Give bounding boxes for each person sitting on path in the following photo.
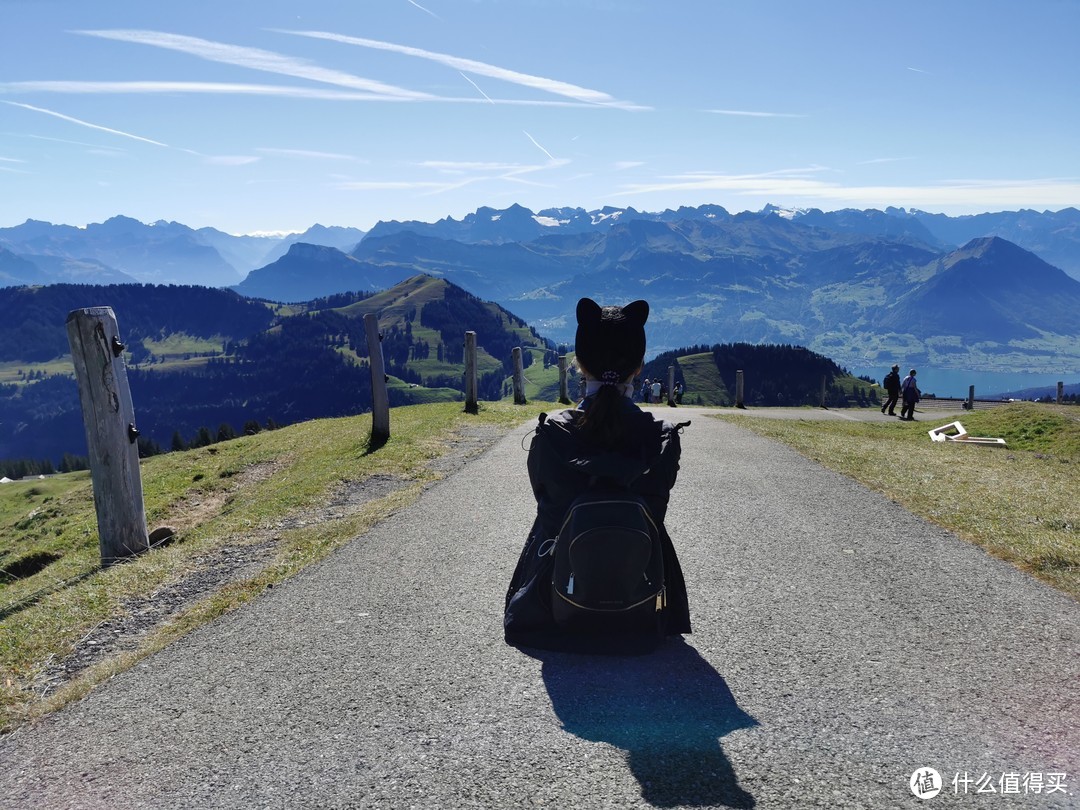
[503,297,692,646]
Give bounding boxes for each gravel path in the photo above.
[1,408,1076,809]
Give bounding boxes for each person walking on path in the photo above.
[504,297,692,647]
[881,364,901,415]
[900,368,920,420]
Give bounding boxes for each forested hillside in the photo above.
[643,343,878,407]
[0,277,549,464]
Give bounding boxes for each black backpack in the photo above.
[549,479,666,639]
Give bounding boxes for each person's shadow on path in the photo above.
[516,637,757,808]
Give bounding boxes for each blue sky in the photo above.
[2,0,1077,235]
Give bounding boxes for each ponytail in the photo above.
[577,383,627,448]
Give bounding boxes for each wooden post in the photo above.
[735,369,745,409]
[512,347,526,405]
[558,355,570,404]
[967,385,976,411]
[667,365,676,406]
[820,375,828,409]
[364,313,390,442]
[463,331,478,414]
[1058,381,1064,404]
[66,307,149,565]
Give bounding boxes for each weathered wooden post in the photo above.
[735,369,745,409]
[463,331,478,414]
[363,313,390,442]
[558,355,570,404]
[1058,381,1064,404]
[66,307,149,566]
[512,347,526,405]
[820,375,828,409]
[667,365,676,406]
[967,385,976,411]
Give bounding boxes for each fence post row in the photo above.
[66,307,149,566]
[558,355,570,404]
[512,347,526,405]
[363,313,390,442]
[463,331,478,414]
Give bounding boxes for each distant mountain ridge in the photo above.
[4,203,1080,376]
[0,217,365,288]
[2,205,1077,288]
[232,206,1080,375]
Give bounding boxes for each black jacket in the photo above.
[504,398,692,644]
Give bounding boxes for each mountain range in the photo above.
[234,207,1080,376]
[2,204,1079,376]
[0,216,365,288]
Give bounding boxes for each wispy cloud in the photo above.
[3,132,128,151]
[907,66,929,74]
[0,159,29,174]
[203,155,261,166]
[705,109,806,118]
[0,80,598,108]
[257,147,359,161]
[275,29,646,110]
[421,160,538,173]
[857,156,915,165]
[337,154,570,197]
[76,30,434,100]
[2,100,169,147]
[334,179,453,191]
[614,161,645,171]
[614,168,1080,209]
[0,80,414,101]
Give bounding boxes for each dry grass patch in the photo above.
[1,400,548,733]
[717,402,1079,599]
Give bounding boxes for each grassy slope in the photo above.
[0,400,549,733]
[676,352,730,406]
[718,402,1079,598]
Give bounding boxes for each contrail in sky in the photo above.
[2,100,169,147]
[459,72,494,104]
[523,131,555,161]
[77,30,433,100]
[406,0,440,19]
[276,29,644,109]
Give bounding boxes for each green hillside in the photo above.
[0,276,550,463]
[644,343,882,409]
[673,352,730,406]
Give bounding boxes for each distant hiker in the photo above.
[642,378,652,403]
[504,297,692,649]
[900,368,920,420]
[651,379,662,403]
[674,381,684,404]
[881,364,901,416]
